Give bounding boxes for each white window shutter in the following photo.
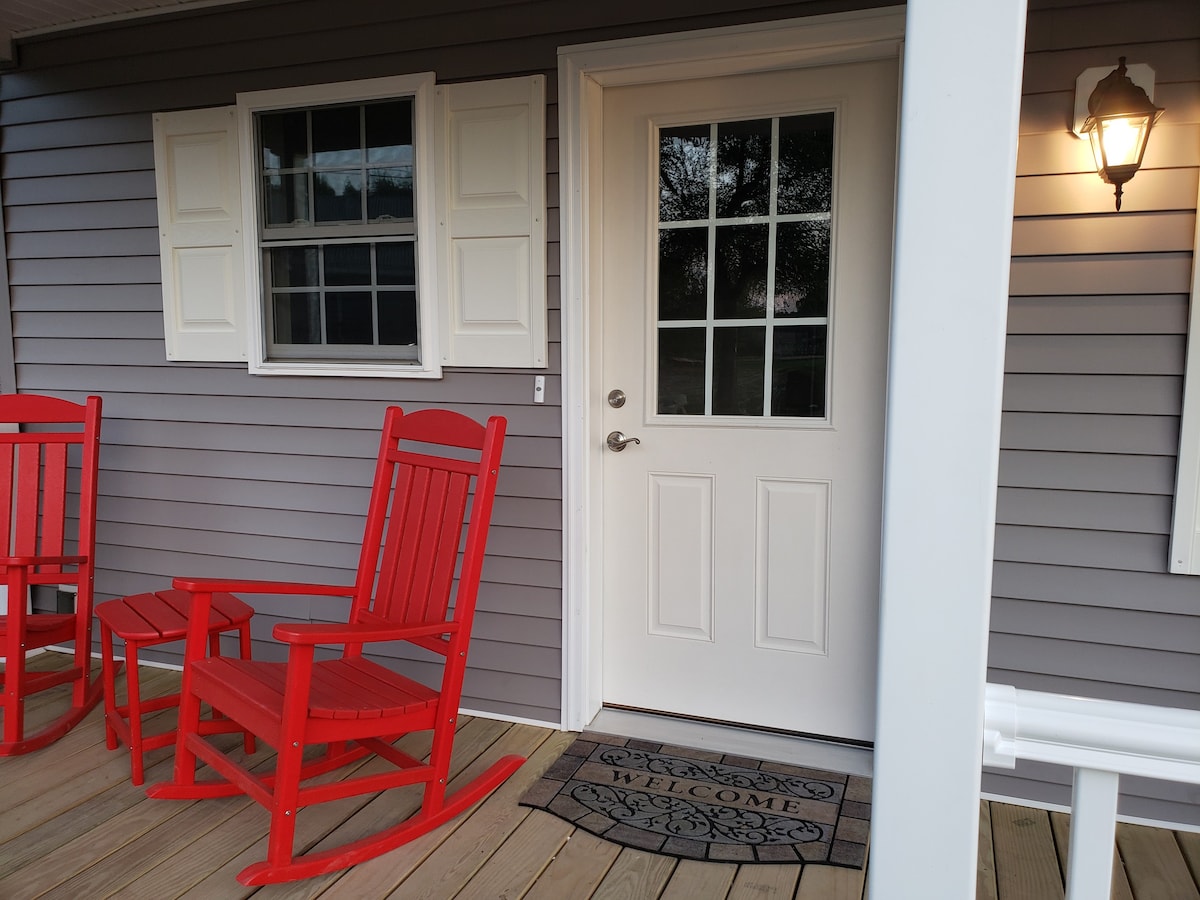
[435,76,546,368]
[153,106,247,362]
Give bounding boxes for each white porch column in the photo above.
[868,2,1027,898]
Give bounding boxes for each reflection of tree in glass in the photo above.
[315,174,362,222]
[658,227,707,320]
[774,222,830,317]
[369,170,414,219]
[716,120,771,218]
[714,224,768,318]
[778,113,834,215]
[659,126,711,222]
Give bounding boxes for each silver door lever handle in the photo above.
[606,431,641,452]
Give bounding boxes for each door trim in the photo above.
[557,8,906,731]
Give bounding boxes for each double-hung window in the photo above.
[152,72,546,376]
[240,74,439,376]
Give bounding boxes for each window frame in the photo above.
[236,73,441,378]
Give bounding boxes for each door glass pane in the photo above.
[658,328,706,415]
[772,325,827,417]
[659,125,711,222]
[716,119,771,218]
[714,224,768,318]
[713,327,765,416]
[658,227,708,321]
[656,111,835,419]
[775,221,830,317]
[778,112,835,214]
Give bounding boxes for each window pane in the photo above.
[772,325,827,417]
[716,119,771,218]
[778,112,834,215]
[658,227,708,321]
[273,292,320,344]
[367,167,414,220]
[713,326,765,416]
[312,106,362,167]
[326,291,374,344]
[659,125,710,223]
[775,221,830,317]
[366,100,413,165]
[270,246,318,287]
[378,291,418,345]
[314,171,363,223]
[714,224,768,318]
[260,111,308,169]
[658,328,706,415]
[377,242,415,285]
[263,174,309,227]
[323,243,371,286]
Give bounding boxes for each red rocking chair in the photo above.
[0,394,105,756]
[148,407,522,885]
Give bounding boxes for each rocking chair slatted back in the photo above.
[351,408,503,657]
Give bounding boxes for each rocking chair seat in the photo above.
[0,613,75,637]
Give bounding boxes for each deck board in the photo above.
[2,654,1199,899]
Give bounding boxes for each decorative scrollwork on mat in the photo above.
[598,747,837,801]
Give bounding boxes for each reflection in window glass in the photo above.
[714,224,768,319]
[772,326,827,417]
[713,327,765,415]
[656,110,835,418]
[314,171,363,223]
[658,227,708,321]
[659,125,711,222]
[312,106,363,167]
[778,112,835,214]
[274,293,320,344]
[775,221,830,317]
[716,119,771,218]
[658,328,706,415]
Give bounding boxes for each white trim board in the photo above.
[556,5,907,736]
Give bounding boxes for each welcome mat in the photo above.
[520,733,870,866]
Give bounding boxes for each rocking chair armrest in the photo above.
[272,621,460,646]
[0,554,87,568]
[172,577,356,597]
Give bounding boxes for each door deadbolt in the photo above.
[607,389,626,409]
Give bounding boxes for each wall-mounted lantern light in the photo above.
[1073,57,1164,211]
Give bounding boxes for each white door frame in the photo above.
[556,7,907,733]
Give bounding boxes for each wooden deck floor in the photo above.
[2,653,1199,899]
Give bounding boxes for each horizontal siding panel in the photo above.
[991,597,1200,653]
[1010,212,1197,256]
[1009,254,1195,297]
[1003,374,1180,415]
[7,227,160,259]
[1018,82,1200,136]
[995,486,1171,533]
[3,170,156,205]
[1021,39,1200,93]
[1006,294,1188,335]
[989,633,1198,694]
[1,141,156,178]
[0,113,152,153]
[993,561,1200,615]
[1024,0,1200,52]
[994,523,1168,572]
[999,412,1178,455]
[1013,167,1199,216]
[14,309,162,337]
[10,257,160,285]
[999,449,1176,493]
[20,363,564,412]
[1004,334,1185,375]
[9,284,165,311]
[5,198,158,231]
[1016,123,1200,176]
[1003,373,1182,414]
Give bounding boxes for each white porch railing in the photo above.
[983,683,1200,900]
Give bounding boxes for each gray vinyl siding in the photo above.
[0,0,896,726]
[984,0,1200,826]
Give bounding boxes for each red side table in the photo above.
[97,589,256,785]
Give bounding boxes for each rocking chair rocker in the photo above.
[147,407,521,885]
[0,393,105,756]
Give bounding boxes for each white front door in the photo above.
[599,59,897,743]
